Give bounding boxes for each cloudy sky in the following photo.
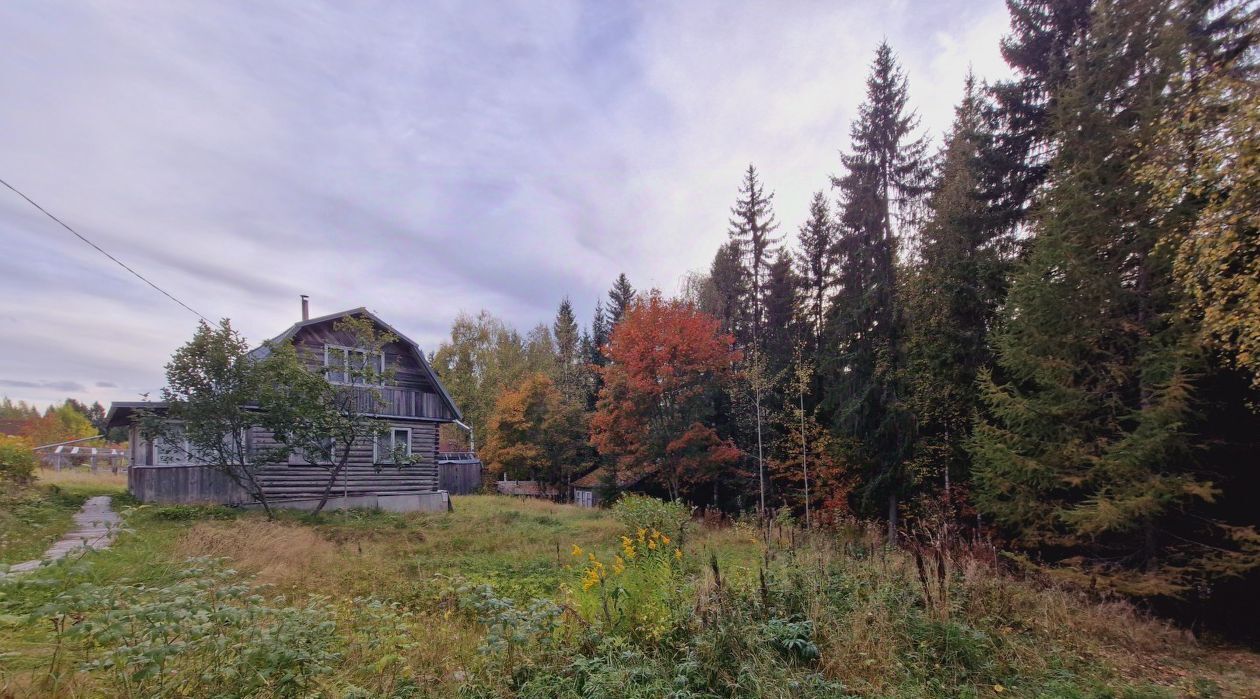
[0,0,1014,409]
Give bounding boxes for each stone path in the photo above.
[4,496,122,575]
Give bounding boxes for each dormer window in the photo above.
[324,344,384,385]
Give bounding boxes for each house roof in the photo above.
[104,401,168,429]
[248,307,462,421]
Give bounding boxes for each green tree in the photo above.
[904,74,1012,507]
[606,273,637,328]
[432,311,539,449]
[0,435,37,483]
[140,320,275,517]
[821,41,929,539]
[704,241,747,339]
[986,0,1093,233]
[794,191,837,351]
[553,297,583,402]
[970,0,1259,595]
[727,164,781,346]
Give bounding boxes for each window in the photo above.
[289,436,335,465]
[154,424,247,465]
[324,345,385,385]
[374,427,412,464]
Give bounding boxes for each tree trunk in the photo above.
[313,461,346,514]
[887,492,898,544]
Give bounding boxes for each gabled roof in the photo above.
[248,307,462,421]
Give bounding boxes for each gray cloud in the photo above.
[0,0,1013,407]
[0,379,87,392]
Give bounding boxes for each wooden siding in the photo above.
[130,465,251,505]
[248,422,439,501]
[288,319,454,420]
[438,461,482,494]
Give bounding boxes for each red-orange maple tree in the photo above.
[589,292,741,500]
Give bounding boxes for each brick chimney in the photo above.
[300,294,309,321]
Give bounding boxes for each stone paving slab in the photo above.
[3,496,122,576]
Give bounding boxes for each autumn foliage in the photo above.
[482,372,589,494]
[590,293,740,500]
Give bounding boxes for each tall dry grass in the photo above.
[35,468,127,493]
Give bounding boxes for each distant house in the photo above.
[571,466,651,508]
[107,304,479,512]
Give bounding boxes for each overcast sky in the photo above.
[0,0,1014,409]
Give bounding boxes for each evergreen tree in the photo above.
[794,191,837,351]
[970,0,1259,596]
[986,0,1093,233]
[606,273,637,327]
[905,74,1012,507]
[588,299,610,410]
[727,164,781,345]
[762,250,800,382]
[821,41,930,538]
[553,297,583,402]
[707,241,748,338]
[590,299,609,367]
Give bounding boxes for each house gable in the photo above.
[251,307,461,422]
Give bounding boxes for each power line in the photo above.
[0,176,211,323]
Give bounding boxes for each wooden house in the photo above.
[107,304,476,511]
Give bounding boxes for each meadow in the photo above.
[0,472,1257,698]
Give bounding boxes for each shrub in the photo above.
[610,494,691,543]
[32,557,339,698]
[0,435,37,483]
[567,528,686,642]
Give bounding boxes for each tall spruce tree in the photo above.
[795,191,837,351]
[971,0,1259,596]
[905,74,1012,506]
[986,0,1093,233]
[606,273,637,327]
[587,299,610,410]
[708,241,748,339]
[822,41,930,539]
[727,164,781,346]
[763,250,801,383]
[553,297,583,403]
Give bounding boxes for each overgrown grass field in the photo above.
[0,488,1256,698]
[0,469,127,565]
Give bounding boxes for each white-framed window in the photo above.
[324,344,385,385]
[154,423,248,466]
[374,427,412,464]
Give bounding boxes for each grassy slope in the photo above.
[0,471,127,565]
[0,492,1256,697]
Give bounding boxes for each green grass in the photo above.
[0,494,1256,698]
[0,470,130,566]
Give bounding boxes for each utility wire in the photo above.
[0,176,211,323]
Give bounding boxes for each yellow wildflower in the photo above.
[581,568,601,591]
[661,534,671,545]
[674,548,682,560]
[612,555,626,575]
[648,539,657,550]
[571,544,583,557]
[637,528,647,542]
